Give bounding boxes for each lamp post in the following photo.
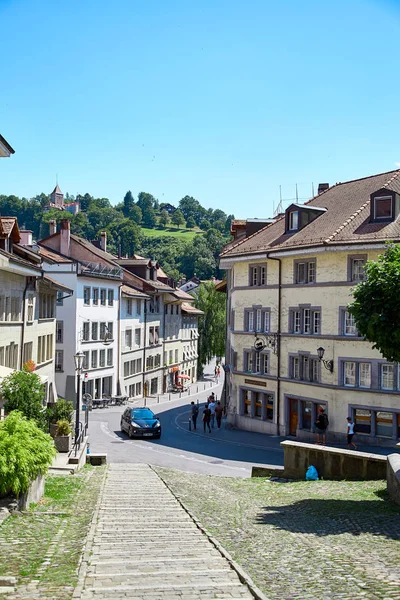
[74,351,85,446]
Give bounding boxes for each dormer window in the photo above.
[289,211,298,231]
[373,196,392,220]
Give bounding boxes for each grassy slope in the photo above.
[141,227,202,240]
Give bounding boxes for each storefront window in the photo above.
[301,401,313,431]
[376,411,393,437]
[266,395,274,421]
[243,390,251,415]
[354,408,371,434]
[255,392,262,418]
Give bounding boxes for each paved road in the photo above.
[86,380,285,477]
[73,464,257,599]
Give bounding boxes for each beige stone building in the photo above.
[220,169,400,447]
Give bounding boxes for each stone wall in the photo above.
[17,474,45,510]
[281,440,387,480]
[387,453,400,506]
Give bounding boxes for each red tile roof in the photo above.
[221,169,400,257]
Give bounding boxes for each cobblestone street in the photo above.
[157,469,400,600]
[73,464,261,600]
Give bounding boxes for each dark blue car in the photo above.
[121,407,162,439]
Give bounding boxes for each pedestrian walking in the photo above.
[215,401,224,429]
[202,404,212,433]
[217,365,221,378]
[346,416,357,450]
[208,397,217,428]
[315,407,329,445]
[190,401,199,431]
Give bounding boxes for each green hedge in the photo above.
[0,411,57,497]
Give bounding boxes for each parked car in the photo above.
[120,407,162,439]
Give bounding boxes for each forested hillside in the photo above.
[0,190,233,281]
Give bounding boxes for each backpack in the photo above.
[193,405,199,416]
[322,414,329,428]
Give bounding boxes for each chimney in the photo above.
[318,183,329,195]
[49,220,57,236]
[19,230,33,245]
[60,219,70,256]
[100,231,107,252]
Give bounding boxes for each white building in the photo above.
[37,221,122,401]
[0,219,71,406]
[120,285,149,399]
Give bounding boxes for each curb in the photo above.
[72,465,108,599]
[152,466,270,600]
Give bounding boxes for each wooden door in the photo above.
[289,398,298,436]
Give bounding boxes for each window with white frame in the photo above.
[135,328,141,346]
[83,351,89,370]
[289,210,298,230]
[100,288,106,306]
[93,288,99,305]
[55,350,63,372]
[108,289,114,306]
[92,322,98,341]
[254,353,261,373]
[107,348,113,366]
[381,364,394,390]
[263,353,269,375]
[249,264,267,286]
[136,299,141,315]
[82,322,90,341]
[359,362,371,388]
[107,322,113,339]
[344,361,356,386]
[290,307,320,334]
[27,294,34,322]
[248,311,254,332]
[125,329,132,348]
[83,287,91,305]
[344,311,357,336]
[56,321,63,343]
[99,349,106,367]
[295,260,316,284]
[292,356,300,379]
[264,311,270,332]
[91,350,98,369]
[256,309,262,332]
[351,258,366,282]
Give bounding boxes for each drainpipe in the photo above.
[162,298,166,392]
[117,283,122,395]
[142,299,148,397]
[19,277,31,369]
[267,254,282,435]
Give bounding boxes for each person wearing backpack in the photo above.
[315,407,329,445]
[190,401,199,431]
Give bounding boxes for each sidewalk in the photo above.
[73,464,263,600]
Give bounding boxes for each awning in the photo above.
[178,374,190,380]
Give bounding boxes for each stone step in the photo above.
[88,556,228,574]
[86,569,238,585]
[84,581,249,593]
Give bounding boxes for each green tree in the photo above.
[348,243,400,362]
[194,282,226,376]
[186,216,196,229]
[178,195,205,226]
[122,190,135,217]
[159,209,170,228]
[0,411,56,496]
[171,209,185,228]
[1,370,46,430]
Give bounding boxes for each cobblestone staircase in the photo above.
[73,464,257,599]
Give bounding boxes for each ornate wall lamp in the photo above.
[317,347,334,373]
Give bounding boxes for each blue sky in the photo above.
[1,0,400,218]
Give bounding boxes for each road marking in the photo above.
[99,422,247,472]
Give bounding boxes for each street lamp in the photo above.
[74,351,85,448]
[317,347,334,373]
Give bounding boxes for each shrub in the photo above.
[0,370,45,430]
[0,411,56,496]
[55,419,71,436]
[47,400,74,425]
